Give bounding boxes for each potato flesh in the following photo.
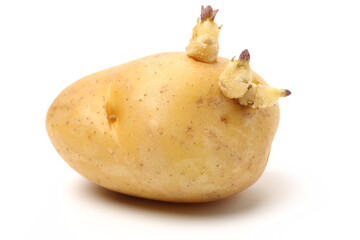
[46,52,280,202]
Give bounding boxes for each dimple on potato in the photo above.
[46,6,290,202]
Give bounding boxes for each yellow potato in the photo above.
[46,52,279,202]
[46,6,288,202]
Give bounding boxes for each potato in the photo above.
[46,6,289,202]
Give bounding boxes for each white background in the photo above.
[1,0,359,239]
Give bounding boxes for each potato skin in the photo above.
[46,52,279,202]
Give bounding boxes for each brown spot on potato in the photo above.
[209,130,217,138]
[107,114,116,124]
[160,85,169,93]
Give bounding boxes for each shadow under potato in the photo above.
[74,169,296,218]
